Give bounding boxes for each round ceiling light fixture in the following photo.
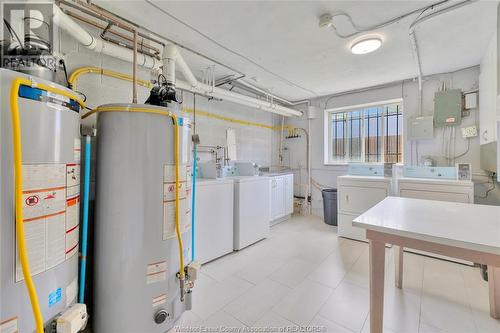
[350,37,382,55]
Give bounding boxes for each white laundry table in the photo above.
[353,196,500,333]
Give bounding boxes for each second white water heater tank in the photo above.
[93,104,192,333]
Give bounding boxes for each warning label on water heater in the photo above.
[0,316,18,333]
[15,164,80,282]
[162,164,192,240]
[152,293,167,308]
[146,260,167,284]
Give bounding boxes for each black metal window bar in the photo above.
[331,112,346,160]
[330,103,402,163]
[364,107,382,163]
[384,104,403,163]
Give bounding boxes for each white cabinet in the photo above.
[269,173,294,225]
[337,176,392,242]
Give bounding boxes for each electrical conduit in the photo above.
[191,145,197,261]
[10,77,85,333]
[79,135,92,303]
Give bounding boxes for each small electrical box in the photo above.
[434,89,462,127]
[464,92,478,109]
[56,303,88,333]
[187,261,202,282]
[456,163,472,181]
[408,116,434,140]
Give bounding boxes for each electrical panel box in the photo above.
[408,116,434,140]
[434,89,462,127]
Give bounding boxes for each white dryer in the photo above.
[232,176,271,250]
[396,176,474,265]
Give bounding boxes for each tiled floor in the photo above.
[171,215,500,333]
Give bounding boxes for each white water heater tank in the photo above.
[0,68,81,332]
[93,103,192,332]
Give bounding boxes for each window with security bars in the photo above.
[326,101,403,164]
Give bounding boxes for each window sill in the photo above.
[323,162,350,166]
[323,162,400,166]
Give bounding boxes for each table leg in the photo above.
[394,245,403,289]
[369,240,386,333]
[489,265,500,319]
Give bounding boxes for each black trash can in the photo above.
[321,188,338,226]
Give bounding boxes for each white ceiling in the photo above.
[97,0,497,101]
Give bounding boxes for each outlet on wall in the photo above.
[461,125,478,138]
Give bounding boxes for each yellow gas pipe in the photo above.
[10,77,85,333]
[69,67,292,131]
[68,67,153,89]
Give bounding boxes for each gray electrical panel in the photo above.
[434,89,462,127]
[408,115,434,140]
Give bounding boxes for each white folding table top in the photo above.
[353,196,500,255]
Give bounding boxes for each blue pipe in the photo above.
[79,135,91,303]
[191,144,198,261]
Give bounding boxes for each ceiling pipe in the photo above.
[162,44,302,116]
[177,81,303,117]
[53,5,301,116]
[231,80,310,106]
[53,5,159,68]
[62,9,160,55]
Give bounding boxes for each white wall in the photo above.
[57,29,282,169]
[479,32,497,145]
[286,66,500,216]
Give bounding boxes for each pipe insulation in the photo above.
[53,6,158,68]
[162,45,302,116]
[176,80,303,117]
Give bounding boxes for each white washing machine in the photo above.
[232,176,271,250]
[195,178,234,263]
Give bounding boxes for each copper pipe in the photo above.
[58,0,246,79]
[73,0,135,32]
[60,2,162,51]
[100,36,158,59]
[132,29,138,103]
[63,9,160,56]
